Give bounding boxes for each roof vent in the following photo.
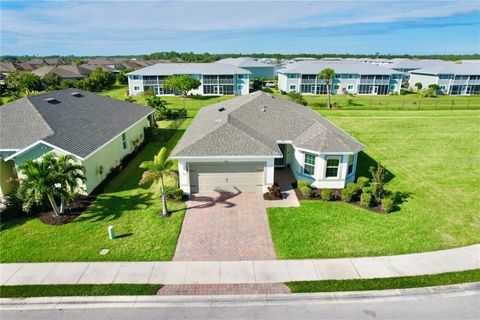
[261,105,267,112]
[44,98,60,104]
[70,92,83,97]
[218,107,225,112]
[214,119,222,124]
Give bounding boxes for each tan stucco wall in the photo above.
[81,118,149,194]
[0,158,18,198]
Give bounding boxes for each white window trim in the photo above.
[325,155,341,179]
[303,153,316,176]
[347,154,355,176]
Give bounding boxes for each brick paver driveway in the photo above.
[173,192,277,261]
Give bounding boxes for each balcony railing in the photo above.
[203,79,234,84]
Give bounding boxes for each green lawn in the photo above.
[0,284,162,298]
[101,85,233,117]
[302,93,480,110]
[286,269,480,293]
[268,110,480,259]
[0,120,191,263]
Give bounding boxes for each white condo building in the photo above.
[127,63,250,96]
[277,61,402,95]
[409,63,480,95]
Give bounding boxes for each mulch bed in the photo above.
[291,183,387,214]
[38,195,96,226]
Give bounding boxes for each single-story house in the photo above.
[0,89,154,197]
[170,91,364,194]
[216,58,275,79]
[32,64,92,81]
[127,63,251,96]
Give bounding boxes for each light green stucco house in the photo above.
[0,89,154,197]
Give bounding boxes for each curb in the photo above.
[1,282,479,310]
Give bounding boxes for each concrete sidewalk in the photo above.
[1,245,479,286]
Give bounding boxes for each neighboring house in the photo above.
[79,63,117,73]
[0,89,153,197]
[127,63,250,96]
[23,58,66,67]
[0,62,23,84]
[32,64,91,81]
[409,63,480,95]
[170,91,364,194]
[278,61,402,95]
[216,58,275,79]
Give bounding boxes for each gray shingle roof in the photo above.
[0,89,153,159]
[32,65,91,79]
[170,92,363,158]
[127,63,251,76]
[279,61,399,75]
[410,63,480,75]
[216,58,272,68]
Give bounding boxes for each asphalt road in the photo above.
[2,292,479,320]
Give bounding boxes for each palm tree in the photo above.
[139,147,175,216]
[317,68,335,109]
[55,155,86,214]
[17,153,86,216]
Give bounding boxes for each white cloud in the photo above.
[1,0,478,54]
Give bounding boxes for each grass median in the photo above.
[286,269,480,293]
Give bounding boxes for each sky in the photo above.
[1,0,479,56]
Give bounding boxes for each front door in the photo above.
[274,144,287,167]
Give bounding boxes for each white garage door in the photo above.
[189,163,264,193]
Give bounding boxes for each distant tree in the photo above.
[76,67,115,92]
[164,75,201,97]
[414,82,423,90]
[116,66,134,84]
[60,80,76,89]
[139,147,175,217]
[317,68,335,109]
[420,84,439,98]
[5,71,43,93]
[42,72,62,88]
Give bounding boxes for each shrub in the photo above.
[360,192,372,207]
[298,185,312,198]
[369,163,387,202]
[356,177,370,189]
[381,197,395,213]
[287,91,307,105]
[164,186,184,201]
[341,188,354,202]
[362,186,371,194]
[297,180,310,188]
[267,183,282,199]
[321,188,333,201]
[346,182,361,195]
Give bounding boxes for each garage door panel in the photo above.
[189,163,264,193]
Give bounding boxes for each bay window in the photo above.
[347,155,355,175]
[303,153,316,175]
[325,156,340,178]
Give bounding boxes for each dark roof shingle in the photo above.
[0,89,153,158]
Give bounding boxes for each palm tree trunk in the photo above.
[60,197,65,215]
[160,175,168,216]
[327,81,331,109]
[47,194,61,216]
